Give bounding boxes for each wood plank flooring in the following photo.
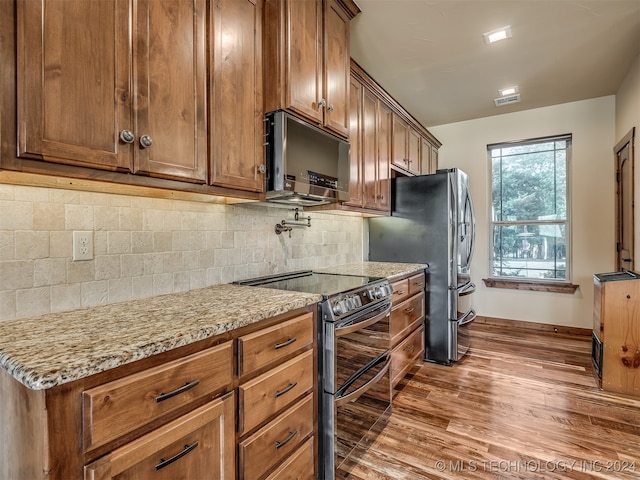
[338,322,640,479]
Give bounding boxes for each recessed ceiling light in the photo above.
[483,26,512,44]
[499,86,519,96]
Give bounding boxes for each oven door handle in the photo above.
[335,354,390,407]
[335,302,391,337]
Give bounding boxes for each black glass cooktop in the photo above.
[234,271,383,298]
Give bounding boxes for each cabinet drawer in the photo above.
[408,272,426,295]
[391,324,424,388]
[239,394,314,480]
[391,291,424,346]
[238,312,313,376]
[84,392,235,480]
[239,350,314,435]
[264,437,315,480]
[390,278,410,304]
[83,341,233,451]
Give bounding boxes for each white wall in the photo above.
[430,96,616,328]
[615,53,640,262]
[0,185,364,321]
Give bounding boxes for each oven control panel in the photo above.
[327,280,393,319]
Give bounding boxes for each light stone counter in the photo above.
[0,284,321,390]
[315,261,427,281]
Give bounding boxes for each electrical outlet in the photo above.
[72,231,93,261]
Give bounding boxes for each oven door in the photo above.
[322,301,392,479]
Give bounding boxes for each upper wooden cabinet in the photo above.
[392,114,421,175]
[263,0,360,139]
[17,0,208,183]
[209,0,265,192]
[421,137,439,174]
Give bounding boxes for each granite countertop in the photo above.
[0,284,321,390]
[315,261,427,281]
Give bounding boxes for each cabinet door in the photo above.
[323,0,351,137]
[347,75,363,206]
[17,0,131,172]
[286,0,323,124]
[362,87,378,210]
[392,114,408,170]
[209,0,264,192]
[421,137,431,175]
[133,0,207,183]
[407,127,421,174]
[377,101,392,211]
[84,393,235,480]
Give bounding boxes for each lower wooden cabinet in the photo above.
[84,393,235,480]
[238,395,315,480]
[390,271,426,388]
[593,273,640,396]
[0,307,317,480]
[237,311,317,479]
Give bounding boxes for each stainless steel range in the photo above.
[235,271,393,479]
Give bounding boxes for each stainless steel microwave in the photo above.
[264,111,350,206]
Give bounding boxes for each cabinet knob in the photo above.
[327,104,334,112]
[257,164,267,174]
[139,135,153,148]
[119,130,135,144]
[318,98,327,108]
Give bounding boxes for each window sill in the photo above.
[482,278,579,294]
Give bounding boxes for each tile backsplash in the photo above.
[0,184,364,320]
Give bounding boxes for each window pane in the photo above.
[490,141,568,222]
[492,224,567,280]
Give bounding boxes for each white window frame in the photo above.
[487,134,572,283]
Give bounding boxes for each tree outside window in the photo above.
[489,135,571,281]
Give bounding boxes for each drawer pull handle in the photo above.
[274,337,297,350]
[155,380,200,403]
[404,307,415,314]
[275,381,298,398]
[155,441,198,470]
[275,430,298,450]
[395,290,406,295]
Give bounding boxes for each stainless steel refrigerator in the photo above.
[368,168,477,364]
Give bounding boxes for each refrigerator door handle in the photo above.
[458,281,476,296]
[464,191,476,266]
[454,307,477,326]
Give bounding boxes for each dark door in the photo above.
[615,128,635,271]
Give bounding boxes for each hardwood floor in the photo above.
[338,322,640,479]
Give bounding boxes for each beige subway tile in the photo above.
[143,209,165,231]
[14,185,49,202]
[173,271,190,292]
[107,231,131,254]
[152,273,173,295]
[15,231,50,260]
[162,252,183,273]
[33,202,65,231]
[1,260,33,290]
[94,205,120,231]
[81,281,108,308]
[131,231,154,253]
[120,207,144,231]
[16,287,51,318]
[143,253,164,275]
[121,254,145,277]
[50,284,82,313]
[108,278,132,303]
[0,200,33,230]
[50,231,73,258]
[95,255,121,280]
[0,291,16,320]
[67,258,95,283]
[132,275,154,298]
[0,232,15,261]
[153,231,172,252]
[65,204,94,230]
[0,184,15,200]
[34,258,67,286]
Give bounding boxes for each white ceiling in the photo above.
[349,0,640,127]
